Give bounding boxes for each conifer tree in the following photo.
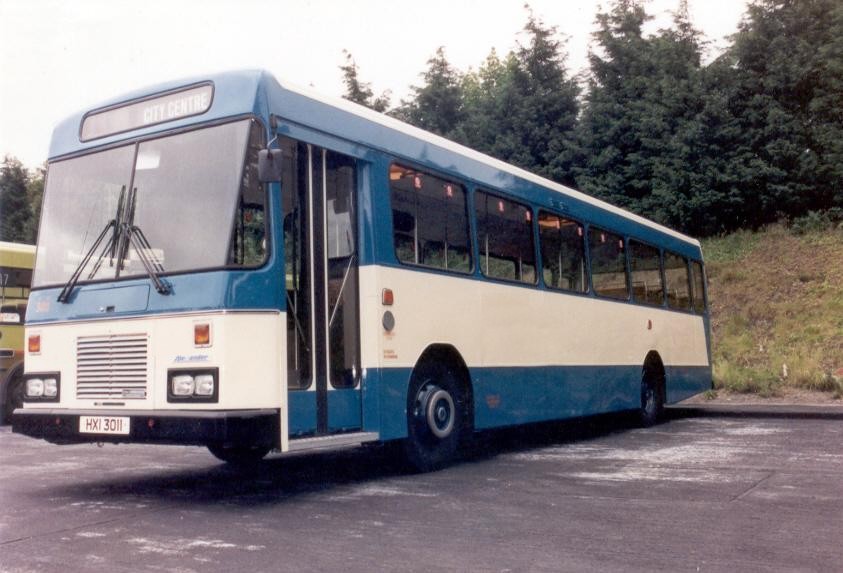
[724,0,843,226]
[453,9,580,184]
[339,50,390,112]
[0,156,33,243]
[394,47,465,136]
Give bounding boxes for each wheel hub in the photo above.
[417,385,455,439]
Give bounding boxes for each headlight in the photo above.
[167,368,218,402]
[23,373,60,401]
[194,374,214,396]
[26,378,44,397]
[43,378,58,398]
[172,375,195,396]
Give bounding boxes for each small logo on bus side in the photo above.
[174,354,210,363]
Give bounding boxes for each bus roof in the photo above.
[0,241,36,268]
[49,69,700,248]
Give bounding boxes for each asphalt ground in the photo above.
[1,409,842,572]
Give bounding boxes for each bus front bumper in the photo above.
[11,408,278,447]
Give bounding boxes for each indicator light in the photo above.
[28,334,41,354]
[382,288,394,306]
[194,323,210,346]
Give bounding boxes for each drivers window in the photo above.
[228,120,268,267]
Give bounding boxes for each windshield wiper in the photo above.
[57,186,171,302]
[56,186,126,303]
[86,186,127,279]
[117,187,171,295]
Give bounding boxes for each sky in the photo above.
[0,0,748,168]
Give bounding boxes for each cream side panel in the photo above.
[359,266,709,369]
[23,313,284,412]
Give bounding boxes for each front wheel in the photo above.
[403,362,465,472]
[207,443,270,466]
[2,373,24,425]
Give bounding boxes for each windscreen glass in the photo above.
[34,120,264,288]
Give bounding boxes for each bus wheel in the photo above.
[404,362,463,472]
[207,444,270,466]
[639,367,664,428]
[2,373,24,424]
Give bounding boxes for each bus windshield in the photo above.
[33,119,266,289]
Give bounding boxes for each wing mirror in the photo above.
[258,148,283,183]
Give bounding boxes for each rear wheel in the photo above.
[639,365,665,427]
[403,361,465,472]
[207,443,270,466]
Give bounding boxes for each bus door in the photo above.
[282,141,362,436]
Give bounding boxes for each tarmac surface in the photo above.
[2,409,843,572]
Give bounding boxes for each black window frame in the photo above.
[628,238,665,307]
[690,259,707,314]
[664,250,693,311]
[474,189,538,285]
[537,210,588,294]
[587,225,630,301]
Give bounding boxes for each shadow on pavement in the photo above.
[49,412,640,507]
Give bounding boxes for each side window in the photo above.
[476,190,536,283]
[588,227,629,300]
[690,260,707,314]
[664,252,692,310]
[389,164,471,273]
[227,120,267,267]
[538,211,587,293]
[629,240,664,306]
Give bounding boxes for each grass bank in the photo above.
[703,222,843,397]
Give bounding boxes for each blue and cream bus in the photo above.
[13,70,710,470]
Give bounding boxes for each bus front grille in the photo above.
[76,333,149,400]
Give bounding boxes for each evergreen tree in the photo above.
[641,0,708,230]
[576,0,719,234]
[0,156,32,243]
[394,47,465,136]
[575,0,655,213]
[725,0,843,226]
[510,9,580,184]
[339,50,390,112]
[453,49,521,161]
[453,9,580,184]
[24,164,45,243]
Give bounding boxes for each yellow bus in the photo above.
[1,241,36,423]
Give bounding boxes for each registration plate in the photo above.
[79,416,130,435]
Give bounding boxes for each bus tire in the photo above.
[639,358,665,427]
[207,443,270,466]
[403,360,464,472]
[1,368,24,425]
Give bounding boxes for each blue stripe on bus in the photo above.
[367,364,711,441]
[205,363,707,440]
[288,388,363,436]
[26,269,284,323]
[288,391,316,436]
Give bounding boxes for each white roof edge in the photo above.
[0,241,36,253]
[275,78,701,248]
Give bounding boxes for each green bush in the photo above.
[789,208,843,236]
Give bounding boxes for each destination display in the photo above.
[80,84,213,141]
